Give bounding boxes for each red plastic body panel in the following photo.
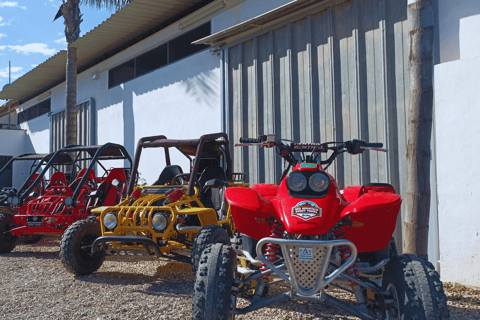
[225,187,278,240]
[226,163,402,252]
[341,193,402,252]
[273,178,348,235]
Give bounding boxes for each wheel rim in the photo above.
[385,283,400,320]
[79,233,97,261]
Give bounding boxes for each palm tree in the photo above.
[55,0,131,146]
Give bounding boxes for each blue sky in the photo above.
[0,1,117,104]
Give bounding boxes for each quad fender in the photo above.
[341,192,402,252]
[225,187,279,240]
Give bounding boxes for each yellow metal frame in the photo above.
[92,182,247,255]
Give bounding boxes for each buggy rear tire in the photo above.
[0,212,18,253]
[382,254,449,319]
[191,225,230,274]
[192,243,237,320]
[60,219,105,275]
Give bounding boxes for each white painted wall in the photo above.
[0,128,33,189]
[435,14,480,286]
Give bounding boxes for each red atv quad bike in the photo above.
[192,135,449,320]
[0,152,73,248]
[0,143,132,253]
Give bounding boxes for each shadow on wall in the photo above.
[438,0,480,62]
[98,52,219,159]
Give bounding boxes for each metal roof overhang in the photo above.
[194,0,346,49]
[0,0,209,110]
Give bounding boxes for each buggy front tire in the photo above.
[192,243,237,320]
[382,254,449,319]
[191,225,230,274]
[60,220,105,275]
[0,212,18,253]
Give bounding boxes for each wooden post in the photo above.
[403,0,435,258]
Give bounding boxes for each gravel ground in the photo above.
[0,237,479,320]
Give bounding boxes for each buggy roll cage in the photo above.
[19,143,132,205]
[127,133,233,197]
[0,152,74,194]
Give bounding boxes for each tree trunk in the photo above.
[403,0,434,258]
[66,44,77,146]
[63,0,81,147]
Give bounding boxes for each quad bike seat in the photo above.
[342,183,395,203]
[153,165,184,185]
[93,168,127,207]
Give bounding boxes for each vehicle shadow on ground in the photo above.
[77,260,195,297]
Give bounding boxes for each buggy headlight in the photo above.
[8,196,19,206]
[103,212,118,229]
[64,196,73,206]
[152,212,168,232]
[286,172,307,192]
[309,173,330,192]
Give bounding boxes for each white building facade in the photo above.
[0,0,478,286]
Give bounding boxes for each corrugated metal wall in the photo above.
[225,0,410,243]
[50,99,95,170]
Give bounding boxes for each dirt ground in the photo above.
[0,237,478,319]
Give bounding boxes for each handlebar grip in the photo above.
[365,142,383,148]
[239,137,260,143]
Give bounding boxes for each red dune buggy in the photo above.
[0,144,132,253]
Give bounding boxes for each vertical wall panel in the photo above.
[226,0,413,244]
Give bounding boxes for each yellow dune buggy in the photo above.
[60,133,246,275]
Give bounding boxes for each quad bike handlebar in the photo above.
[236,136,387,171]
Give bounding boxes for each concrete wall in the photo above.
[435,14,480,286]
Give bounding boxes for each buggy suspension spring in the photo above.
[260,222,284,280]
[333,226,359,286]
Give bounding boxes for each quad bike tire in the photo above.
[192,243,236,320]
[382,254,449,320]
[21,235,43,244]
[60,219,105,276]
[0,212,18,253]
[191,225,230,274]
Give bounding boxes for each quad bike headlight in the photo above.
[152,212,169,232]
[286,172,307,192]
[309,173,330,193]
[103,212,118,229]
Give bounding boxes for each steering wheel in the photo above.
[171,173,191,185]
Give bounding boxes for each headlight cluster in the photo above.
[286,171,330,194]
[103,212,118,229]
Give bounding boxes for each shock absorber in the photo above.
[332,225,359,286]
[259,221,284,280]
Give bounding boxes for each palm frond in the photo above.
[81,0,132,11]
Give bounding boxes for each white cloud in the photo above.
[8,43,57,56]
[0,33,5,39]
[31,64,38,68]
[0,2,27,10]
[54,37,66,46]
[0,66,23,79]
[0,45,5,50]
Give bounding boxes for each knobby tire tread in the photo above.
[192,243,235,320]
[191,225,230,274]
[60,219,105,276]
[0,212,18,253]
[383,254,449,320]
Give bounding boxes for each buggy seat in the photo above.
[93,168,127,207]
[153,165,184,186]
